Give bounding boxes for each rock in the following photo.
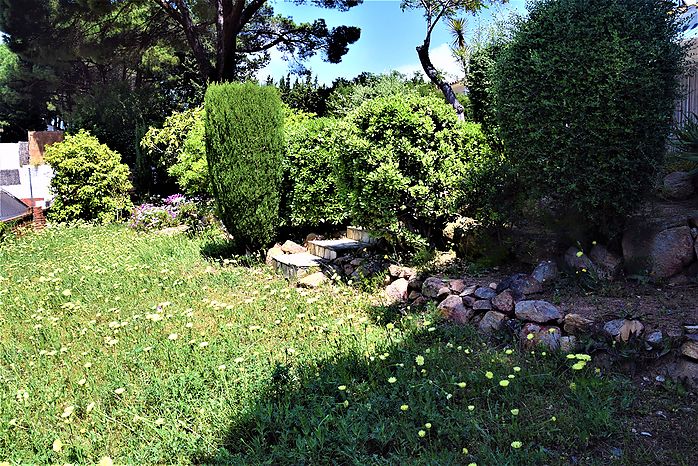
[682,338,698,361]
[509,275,543,295]
[514,300,563,323]
[265,245,284,266]
[388,264,417,280]
[438,295,473,324]
[663,171,694,200]
[281,240,306,254]
[460,285,478,297]
[408,278,423,291]
[563,313,594,334]
[603,319,644,342]
[589,245,623,280]
[521,323,561,350]
[684,325,698,334]
[489,282,498,290]
[479,311,507,334]
[408,290,422,301]
[623,225,695,279]
[422,277,450,299]
[412,296,429,307]
[492,290,515,314]
[343,264,354,276]
[305,233,318,243]
[645,330,663,348]
[385,278,409,303]
[667,358,698,388]
[531,260,559,284]
[564,247,595,271]
[461,295,476,307]
[474,287,497,300]
[350,258,364,267]
[473,300,493,311]
[298,272,328,288]
[560,336,578,353]
[449,279,467,294]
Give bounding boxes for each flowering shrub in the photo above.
[128,194,214,232]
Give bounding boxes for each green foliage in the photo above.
[326,71,440,117]
[467,41,502,136]
[282,110,348,227]
[140,107,209,196]
[337,93,497,249]
[205,82,284,250]
[494,0,685,235]
[44,130,133,223]
[672,114,698,175]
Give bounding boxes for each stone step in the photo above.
[346,226,378,244]
[271,252,324,279]
[307,238,370,260]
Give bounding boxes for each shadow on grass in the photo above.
[192,318,636,465]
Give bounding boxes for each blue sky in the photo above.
[258,0,527,84]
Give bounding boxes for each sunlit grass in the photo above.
[0,224,637,464]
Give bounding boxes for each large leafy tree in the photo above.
[401,0,506,119]
[153,0,362,82]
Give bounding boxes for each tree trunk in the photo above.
[416,43,465,121]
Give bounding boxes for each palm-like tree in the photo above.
[448,17,470,84]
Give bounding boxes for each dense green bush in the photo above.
[140,107,209,196]
[467,42,503,137]
[44,130,133,223]
[282,109,348,227]
[494,0,685,235]
[205,82,284,250]
[337,93,498,249]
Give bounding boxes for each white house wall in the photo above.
[0,142,54,207]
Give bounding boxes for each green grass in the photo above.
[0,224,676,464]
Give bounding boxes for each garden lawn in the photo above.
[0,225,675,464]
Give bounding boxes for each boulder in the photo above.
[563,313,594,334]
[514,300,563,323]
[281,240,306,254]
[408,278,423,291]
[385,278,409,303]
[479,311,507,334]
[623,225,695,279]
[438,295,473,324]
[298,272,328,289]
[408,290,422,301]
[645,330,664,348]
[559,336,578,353]
[531,260,559,284]
[473,300,493,311]
[388,265,417,280]
[461,295,476,307]
[663,171,694,200]
[509,275,543,295]
[564,247,595,271]
[589,245,623,280]
[265,245,284,266]
[474,287,497,300]
[521,323,561,350]
[666,358,698,388]
[422,277,450,299]
[459,284,478,297]
[449,279,467,294]
[603,319,644,342]
[492,290,515,314]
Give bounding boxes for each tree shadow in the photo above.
[191,315,632,465]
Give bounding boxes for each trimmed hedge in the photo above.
[282,110,348,227]
[205,83,284,249]
[494,0,685,235]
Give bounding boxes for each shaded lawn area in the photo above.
[0,225,694,464]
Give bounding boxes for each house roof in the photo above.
[0,188,30,222]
